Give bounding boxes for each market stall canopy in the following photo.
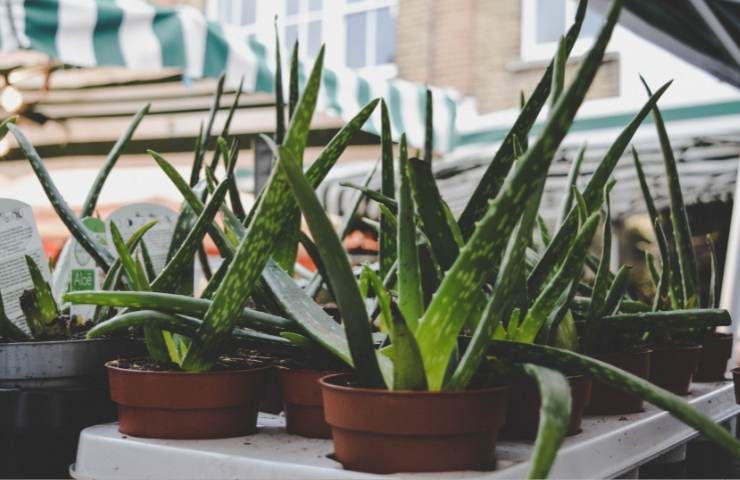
[0,0,458,152]
[591,0,740,87]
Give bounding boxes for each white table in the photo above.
[71,381,739,480]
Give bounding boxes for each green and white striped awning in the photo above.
[0,0,459,152]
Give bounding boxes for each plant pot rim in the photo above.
[731,367,740,374]
[277,365,347,374]
[596,347,653,356]
[651,343,703,351]
[105,359,271,376]
[320,373,508,397]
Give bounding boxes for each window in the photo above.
[344,0,397,69]
[521,0,603,60]
[283,0,324,59]
[215,0,258,27]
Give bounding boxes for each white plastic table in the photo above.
[71,381,739,480]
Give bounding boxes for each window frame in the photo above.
[340,0,398,76]
[520,0,597,62]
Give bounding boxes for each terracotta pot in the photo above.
[587,349,651,415]
[732,368,740,404]
[695,333,733,382]
[107,361,270,439]
[320,373,509,473]
[501,374,592,439]
[259,366,283,415]
[278,367,339,439]
[650,344,702,395]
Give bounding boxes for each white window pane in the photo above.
[308,20,322,57]
[375,7,395,65]
[286,0,299,16]
[580,7,602,38]
[285,24,298,51]
[346,12,367,68]
[241,0,256,25]
[536,0,565,43]
[309,0,323,12]
[219,0,232,24]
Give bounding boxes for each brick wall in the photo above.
[397,0,620,113]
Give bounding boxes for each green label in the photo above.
[70,269,95,291]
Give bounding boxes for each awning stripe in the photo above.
[6,0,462,152]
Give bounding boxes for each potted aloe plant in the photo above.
[631,77,733,394]
[279,1,740,476]
[0,111,149,477]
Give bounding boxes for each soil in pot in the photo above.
[107,356,270,439]
[650,344,702,395]
[278,367,340,439]
[695,333,733,382]
[501,374,591,439]
[587,349,651,415]
[320,373,510,474]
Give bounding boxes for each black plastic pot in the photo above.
[0,339,142,478]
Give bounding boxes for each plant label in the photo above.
[106,203,178,274]
[53,217,108,322]
[0,199,50,333]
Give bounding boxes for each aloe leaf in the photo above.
[417,0,622,390]
[9,124,115,271]
[225,140,247,221]
[653,221,672,311]
[275,23,286,144]
[457,0,589,238]
[529,83,670,294]
[513,212,600,344]
[448,191,539,390]
[262,259,353,366]
[209,77,244,170]
[180,142,301,371]
[279,144,384,387]
[139,241,157,282]
[110,221,170,362]
[149,150,233,257]
[340,182,398,212]
[603,264,631,316]
[273,47,326,273]
[288,40,299,119]
[708,236,720,309]
[81,104,149,218]
[380,100,396,278]
[397,136,424,331]
[0,116,16,141]
[633,146,670,272]
[308,161,380,298]
[557,144,586,227]
[408,157,459,271]
[22,256,60,337]
[523,364,571,480]
[490,339,740,460]
[362,265,426,390]
[641,77,698,307]
[64,290,292,333]
[646,252,660,288]
[86,309,291,347]
[191,73,225,186]
[583,191,613,347]
[537,215,551,248]
[299,230,335,299]
[424,89,433,164]
[602,308,730,331]
[549,37,568,109]
[152,181,229,293]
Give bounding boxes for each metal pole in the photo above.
[719,157,740,373]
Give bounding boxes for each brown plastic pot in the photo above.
[278,367,340,439]
[695,333,733,382]
[106,361,270,439]
[501,374,592,439]
[732,368,740,404]
[320,373,509,474]
[650,344,702,395]
[587,349,651,415]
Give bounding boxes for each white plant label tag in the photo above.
[53,217,108,323]
[0,199,50,333]
[106,203,177,274]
